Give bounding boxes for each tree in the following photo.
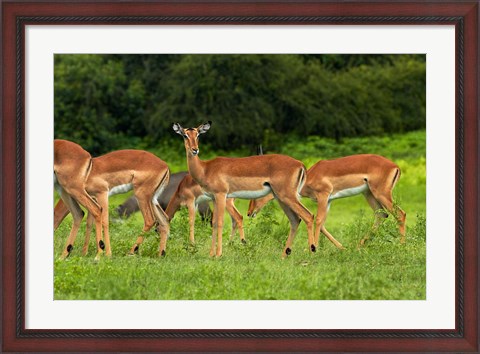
[54,54,426,153]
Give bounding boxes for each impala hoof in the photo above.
[241,239,247,245]
[161,250,166,257]
[310,244,316,252]
[99,240,105,250]
[66,244,73,254]
[285,247,291,256]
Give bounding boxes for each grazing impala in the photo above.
[173,121,314,258]
[54,143,171,259]
[165,173,245,245]
[116,171,212,221]
[54,140,103,259]
[55,171,215,256]
[247,154,406,249]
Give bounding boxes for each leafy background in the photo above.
[54,54,425,156]
[54,54,426,300]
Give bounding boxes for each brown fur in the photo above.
[165,174,244,244]
[54,140,103,259]
[248,154,406,249]
[54,144,170,259]
[173,122,314,257]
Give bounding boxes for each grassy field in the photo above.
[54,131,426,300]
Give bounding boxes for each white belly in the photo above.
[108,183,133,197]
[227,185,272,200]
[329,183,369,201]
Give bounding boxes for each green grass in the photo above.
[54,130,426,300]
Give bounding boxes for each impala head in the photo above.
[173,121,211,157]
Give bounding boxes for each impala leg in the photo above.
[367,168,406,243]
[187,200,196,245]
[93,213,103,260]
[397,205,407,243]
[55,165,102,227]
[229,213,237,242]
[313,193,344,250]
[294,201,315,253]
[276,200,301,258]
[360,190,388,246]
[226,199,245,243]
[94,192,110,260]
[210,202,218,257]
[369,189,406,244]
[54,199,70,230]
[129,232,146,255]
[152,202,170,257]
[82,211,94,256]
[213,193,227,257]
[61,184,102,223]
[321,226,345,250]
[59,193,84,260]
[131,175,170,257]
[276,192,315,255]
[60,185,104,259]
[152,171,171,257]
[129,197,155,255]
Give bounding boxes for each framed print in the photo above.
[2,1,478,352]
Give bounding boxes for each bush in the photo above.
[54,54,425,154]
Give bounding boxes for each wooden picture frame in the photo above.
[2,1,478,352]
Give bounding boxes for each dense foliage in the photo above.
[54,54,425,155]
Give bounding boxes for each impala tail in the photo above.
[392,168,401,189]
[297,165,307,200]
[153,169,170,206]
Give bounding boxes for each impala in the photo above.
[173,121,314,258]
[54,139,103,259]
[116,171,212,222]
[165,173,245,245]
[55,171,213,252]
[54,144,171,259]
[247,154,406,249]
[54,184,162,257]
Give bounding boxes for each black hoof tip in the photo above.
[311,244,316,252]
[66,244,73,253]
[285,247,291,256]
[99,240,105,250]
[134,245,139,253]
[161,250,166,257]
[241,239,247,244]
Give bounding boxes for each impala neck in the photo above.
[186,153,206,184]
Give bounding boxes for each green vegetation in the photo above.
[54,54,425,300]
[54,54,425,155]
[54,130,426,300]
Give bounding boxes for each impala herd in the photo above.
[54,121,406,260]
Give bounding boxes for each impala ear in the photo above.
[173,123,186,137]
[198,121,212,135]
